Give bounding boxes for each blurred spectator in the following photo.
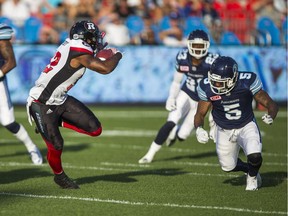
[53,2,70,34]
[115,0,135,19]
[38,24,59,44]
[201,0,222,43]
[252,0,286,29]
[183,0,202,17]
[131,15,158,45]
[101,13,131,46]
[23,0,54,17]
[69,0,97,23]
[159,12,184,46]
[95,0,116,25]
[1,0,30,27]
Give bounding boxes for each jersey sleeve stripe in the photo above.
[0,24,13,40]
[70,47,93,55]
[250,78,262,95]
[197,85,209,101]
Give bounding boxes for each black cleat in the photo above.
[54,172,80,189]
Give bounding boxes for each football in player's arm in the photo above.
[194,56,278,191]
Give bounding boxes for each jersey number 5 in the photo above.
[223,103,241,120]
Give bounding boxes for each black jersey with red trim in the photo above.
[29,38,94,105]
[175,48,219,101]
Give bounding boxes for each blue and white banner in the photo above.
[7,45,287,104]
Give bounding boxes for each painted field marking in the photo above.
[0,192,286,215]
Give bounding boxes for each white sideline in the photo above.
[0,192,286,215]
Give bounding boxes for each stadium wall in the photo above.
[7,45,287,104]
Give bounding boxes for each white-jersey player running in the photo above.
[27,20,123,189]
[0,24,42,165]
[194,56,278,191]
[139,29,218,164]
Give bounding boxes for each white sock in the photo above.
[14,124,36,152]
[144,141,162,159]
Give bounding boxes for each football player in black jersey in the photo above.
[139,29,219,164]
[194,56,278,190]
[27,20,123,189]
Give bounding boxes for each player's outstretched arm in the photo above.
[72,51,122,75]
[254,89,279,125]
[254,90,279,119]
[194,100,211,128]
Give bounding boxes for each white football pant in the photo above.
[167,90,198,140]
[215,121,262,172]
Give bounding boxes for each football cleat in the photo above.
[54,172,80,189]
[245,173,262,191]
[138,156,152,164]
[166,126,178,147]
[29,147,43,165]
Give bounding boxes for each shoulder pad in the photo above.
[69,39,93,55]
[0,24,13,40]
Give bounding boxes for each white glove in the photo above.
[165,97,177,111]
[196,127,209,144]
[262,114,273,125]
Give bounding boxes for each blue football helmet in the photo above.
[187,29,210,59]
[208,56,238,95]
[69,20,105,52]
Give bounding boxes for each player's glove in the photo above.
[196,127,209,144]
[262,114,273,125]
[165,97,176,111]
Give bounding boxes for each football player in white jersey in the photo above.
[139,30,218,164]
[0,24,43,165]
[26,20,123,189]
[195,56,278,191]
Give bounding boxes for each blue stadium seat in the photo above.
[23,16,43,44]
[159,16,171,30]
[183,16,209,37]
[125,15,144,38]
[220,31,241,45]
[257,16,281,45]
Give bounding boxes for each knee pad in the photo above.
[4,122,20,133]
[247,153,262,168]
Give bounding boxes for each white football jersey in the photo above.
[28,38,94,105]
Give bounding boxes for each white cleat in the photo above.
[138,156,152,164]
[245,173,262,191]
[29,147,43,165]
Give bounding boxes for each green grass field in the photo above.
[0,106,287,216]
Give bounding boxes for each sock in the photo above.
[46,142,63,174]
[144,141,162,159]
[14,124,36,152]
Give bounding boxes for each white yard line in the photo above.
[0,192,286,215]
[14,110,287,119]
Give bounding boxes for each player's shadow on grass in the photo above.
[223,171,287,188]
[0,143,91,162]
[77,168,188,185]
[0,168,51,184]
[160,151,216,162]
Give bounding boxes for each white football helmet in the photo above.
[187,29,210,59]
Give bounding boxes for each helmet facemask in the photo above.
[208,71,238,95]
[187,38,210,59]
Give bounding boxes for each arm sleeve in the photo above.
[168,71,184,99]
